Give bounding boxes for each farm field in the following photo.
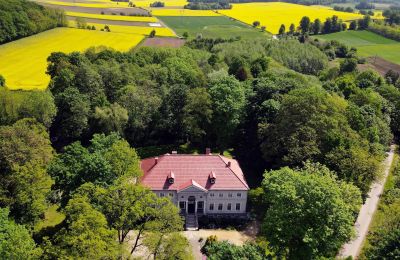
[0,28,144,90]
[158,16,268,39]
[34,0,188,8]
[150,9,219,16]
[70,21,176,36]
[219,2,364,34]
[66,11,158,22]
[315,30,400,64]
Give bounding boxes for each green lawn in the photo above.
[157,16,268,39]
[34,205,65,233]
[315,30,400,64]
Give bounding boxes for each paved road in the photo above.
[338,144,395,259]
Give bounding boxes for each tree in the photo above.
[183,87,213,143]
[0,119,54,225]
[312,18,322,34]
[0,75,5,87]
[289,23,295,34]
[43,197,119,259]
[358,15,371,30]
[208,72,246,150]
[76,17,87,29]
[182,32,189,38]
[252,21,260,27]
[0,208,42,259]
[144,232,193,260]
[278,24,285,35]
[260,164,359,258]
[299,16,311,34]
[349,20,357,30]
[149,29,156,38]
[94,103,128,135]
[340,58,358,73]
[261,26,266,32]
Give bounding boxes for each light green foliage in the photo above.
[94,103,128,135]
[0,88,57,127]
[0,208,42,259]
[144,232,193,260]
[43,197,119,259]
[0,119,54,225]
[260,163,359,258]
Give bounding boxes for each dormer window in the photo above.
[209,171,216,184]
[168,171,175,184]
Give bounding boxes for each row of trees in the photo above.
[0,0,66,44]
[278,15,371,36]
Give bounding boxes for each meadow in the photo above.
[150,9,219,16]
[158,16,267,39]
[219,2,364,34]
[0,28,144,90]
[315,30,400,64]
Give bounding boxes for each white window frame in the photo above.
[235,203,241,211]
[237,192,242,197]
[228,193,233,198]
[210,193,215,197]
[218,203,223,211]
[219,193,223,198]
[160,192,165,197]
[209,203,214,211]
[227,203,232,210]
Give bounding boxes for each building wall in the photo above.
[153,189,248,214]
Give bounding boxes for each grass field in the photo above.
[158,16,268,39]
[0,28,144,90]
[66,11,158,22]
[220,2,364,34]
[315,30,400,64]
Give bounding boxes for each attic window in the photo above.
[168,171,175,184]
[209,171,216,184]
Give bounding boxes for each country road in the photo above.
[338,144,396,259]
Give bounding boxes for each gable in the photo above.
[178,185,207,193]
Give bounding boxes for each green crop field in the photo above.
[315,30,400,64]
[157,16,268,39]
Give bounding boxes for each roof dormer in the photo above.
[209,171,216,184]
[168,171,175,184]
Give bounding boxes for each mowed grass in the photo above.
[315,30,400,64]
[158,16,268,39]
[220,2,365,34]
[0,28,144,90]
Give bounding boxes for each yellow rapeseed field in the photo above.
[66,11,158,22]
[220,2,364,34]
[150,8,219,16]
[0,28,144,90]
[69,21,176,36]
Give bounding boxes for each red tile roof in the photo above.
[140,154,249,191]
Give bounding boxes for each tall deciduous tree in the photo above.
[260,163,359,258]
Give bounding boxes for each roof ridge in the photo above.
[217,155,249,189]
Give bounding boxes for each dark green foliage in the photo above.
[0,0,66,44]
[340,58,358,73]
[185,0,231,10]
[149,29,156,38]
[150,1,164,7]
[202,238,266,260]
[0,75,5,87]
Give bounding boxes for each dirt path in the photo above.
[338,144,395,259]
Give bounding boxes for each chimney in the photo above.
[168,171,175,184]
[155,157,158,165]
[205,148,211,155]
[227,161,231,167]
[209,171,216,184]
[172,151,178,155]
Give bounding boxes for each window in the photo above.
[179,201,186,209]
[159,193,165,197]
[237,193,242,197]
[236,203,241,211]
[210,193,215,197]
[209,203,214,211]
[181,196,184,198]
[219,193,223,198]
[227,203,232,210]
[168,193,173,197]
[218,204,223,211]
[228,193,233,198]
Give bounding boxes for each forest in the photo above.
[0,0,66,44]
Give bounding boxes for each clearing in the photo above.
[219,2,365,34]
[0,28,144,90]
[315,30,400,65]
[158,16,267,39]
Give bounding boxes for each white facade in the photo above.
[154,186,248,215]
